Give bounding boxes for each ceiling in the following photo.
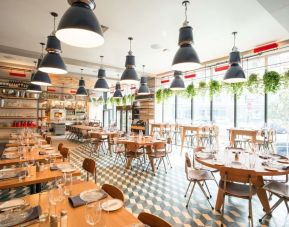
[0,0,288,77]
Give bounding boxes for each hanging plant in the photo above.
[198,81,207,96]
[281,69,289,89]
[224,82,245,98]
[121,95,127,106]
[96,96,104,105]
[127,94,135,104]
[209,80,221,99]
[163,88,173,100]
[246,73,260,93]
[114,98,121,106]
[155,88,164,103]
[184,83,196,99]
[263,71,280,94]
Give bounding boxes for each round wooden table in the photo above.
[195,150,289,214]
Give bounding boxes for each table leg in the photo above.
[215,185,224,211]
[126,157,133,169]
[148,157,155,173]
[181,127,185,153]
[254,176,270,214]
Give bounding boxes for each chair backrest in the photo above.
[125,142,139,152]
[138,212,172,227]
[82,158,96,182]
[268,129,276,143]
[219,167,256,184]
[60,147,69,161]
[153,141,166,152]
[46,136,52,144]
[90,133,102,140]
[108,133,118,144]
[184,152,192,179]
[101,184,124,202]
[58,143,63,152]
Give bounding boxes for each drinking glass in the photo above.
[48,187,64,217]
[249,152,256,169]
[25,158,35,178]
[38,191,49,222]
[85,202,101,226]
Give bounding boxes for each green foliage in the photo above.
[263,71,281,94]
[281,70,289,89]
[114,98,121,106]
[209,80,221,99]
[163,88,173,100]
[224,82,245,98]
[246,73,260,93]
[96,96,104,105]
[155,88,163,103]
[198,81,207,96]
[184,83,196,99]
[121,96,127,105]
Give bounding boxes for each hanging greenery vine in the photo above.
[198,81,207,96]
[246,73,260,93]
[281,69,289,89]
[184,83,196,99]
[209,80,222,99]
[224,82,245,98]
[263,71,281,94]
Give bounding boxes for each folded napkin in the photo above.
[0,170,27,180]
[19,206,41,225]
[68,190,108,208]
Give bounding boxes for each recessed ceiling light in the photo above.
[150,44,162,50]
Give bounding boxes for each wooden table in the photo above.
[0,164,80,192]
[21,181,141,227]
[118,136,166,172]
[0,148,62,168]
[72,125,100,131]
[195,151,289,214]
[180,125,202,152]
[150,123,166,137]
[229,128,258,147]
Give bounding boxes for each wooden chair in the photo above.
[124,142,143,170]
[219,167,257,227]
[108,133,118,156]
[137,212,172,227]
[82,158,97,183]
[46,136,52,145]
[184,152,214,209]
[146,141,168,174]
[58,143,63,152]
[101,184,124,202]
[60,147,69,161]
[89,133,102,157]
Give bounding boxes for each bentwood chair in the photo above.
[101,184,124,202]
[58,143,63,152]
[184,152,214,209]
[259,180,289,223]
[219,167,256,227]
[82,158,97,183]
[60,147,69,161]
[138,212,172,227]
[124,142,143,170]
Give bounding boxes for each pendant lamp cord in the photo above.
[182,1,190,26]
[50,12,58,35]
[40,42,45,59]
[232,31,237,51]
[128,37,133,55]
[142,65,145,77]
[100,56,103,69]
[80,68,83,79]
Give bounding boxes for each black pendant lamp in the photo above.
[39,12,67,75]
[27,83,42,93]
[31,43,52,86]
[113,81,122,98]
[120,37,139,85]
[138,65,150,95]
[172,1,201,71]
[170,71,185,90]
[76,69,88,96]
[56,0,104,48]
[94,56,109,92]
[224,32,246,83]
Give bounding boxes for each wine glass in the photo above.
[25,158,35,178]
[85,202,102,226]
[48,187,64,217]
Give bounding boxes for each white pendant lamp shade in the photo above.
[56,0,104,48]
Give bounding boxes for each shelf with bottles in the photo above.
[0,80,29,89]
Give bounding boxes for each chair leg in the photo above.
[166,155,172,168]
[186,181,196,208]
[162,158,167,173]
[204,181,212,198]
[259,197,283,223]
[197,181,213,210]
[184,181,192,197]
[248,198,253,227]
[221,195,226,227]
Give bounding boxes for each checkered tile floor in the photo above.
[1,137,289,227]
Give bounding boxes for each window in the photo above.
[163,94,175,123]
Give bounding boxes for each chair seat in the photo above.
[219,181,256,198]
[263,181,289,199]
[188,169,214,181]
[148,152,166,158]
[125,151,143,157]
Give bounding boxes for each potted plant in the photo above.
[185,82,196,99]
[224,82,245,98]
[198,81,207,96]
[246,73,260,93]
[282,69,289,89]
[155,88,164,103]
[263,71,280,94]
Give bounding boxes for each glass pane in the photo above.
[163,95,175,123]
[154,102,162,123]
[176,96,191,124]
[193,95,210,124]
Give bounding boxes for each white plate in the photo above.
[44,147,54,150]
[80,189,106,203]
[101,199,123,211]
[61,168,76,173]
[4,147,17,152]
[0,198,25,211]
[2,153,19,159]
[196,152,212,159]
[41,145,50,148]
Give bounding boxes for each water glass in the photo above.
[38,191,49,222]
[249,152,256,169]
[85,202,102,226]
